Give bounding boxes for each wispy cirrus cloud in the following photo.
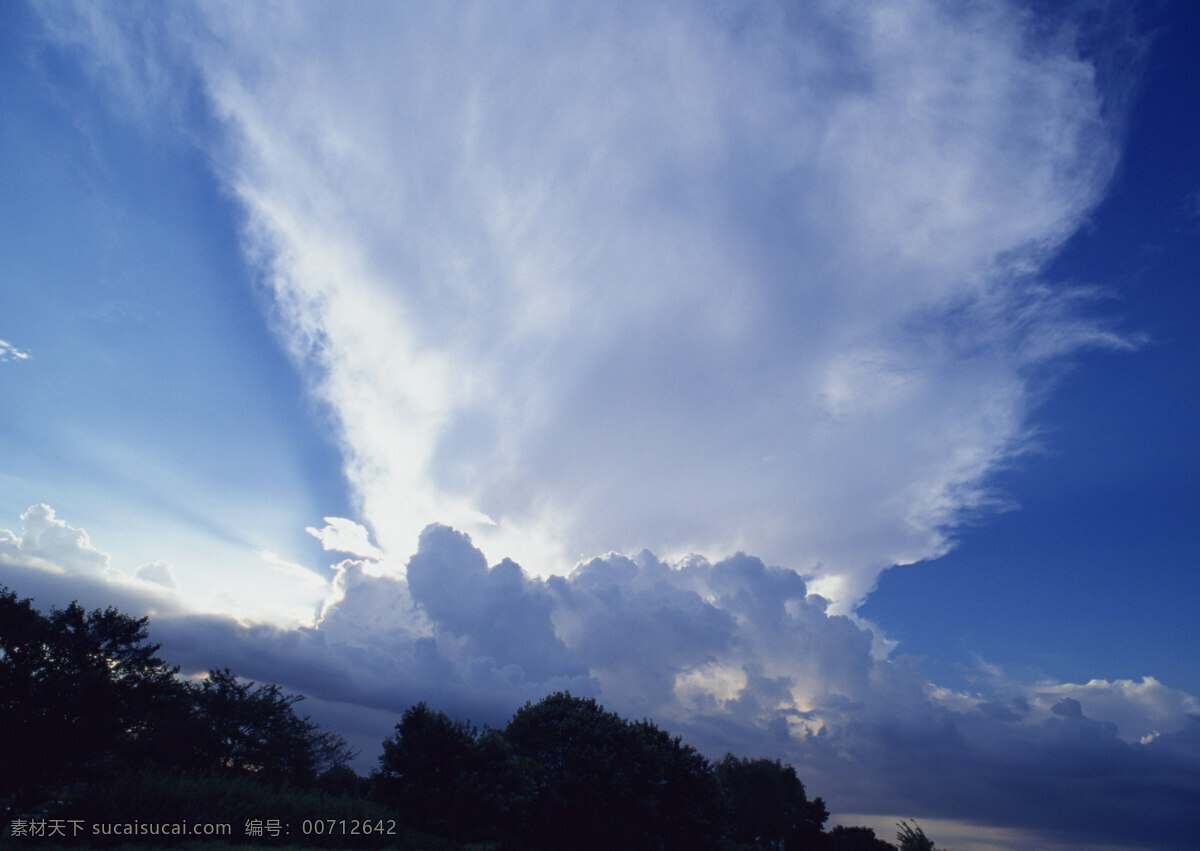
[0,339,31,363]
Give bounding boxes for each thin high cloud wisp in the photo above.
[0,339,32,362]
[43,1,1137,607]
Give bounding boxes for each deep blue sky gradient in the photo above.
[861,1,1200,695]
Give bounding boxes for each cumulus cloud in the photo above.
[41,0,1137,609]
[0,504,110,576]
[3,503,1195,845]
[354,528,1200,846]
[1033,676,1200,744]
[0,508,193,621]
[141,523,1198,848]
[134,559,177,589]
[0,339,31,363]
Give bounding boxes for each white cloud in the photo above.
[0,506,324,626]
[305,517,382,560]
[0,508,196,622]
[257,549,327,589]
[4,504,1195,845]
[1032,676,1200,744]
[0,339,31,363]
[134,559,177,589]
[145,522,1199,848]
[43,0,1137,609]
[0,504,109,576]
[27,4,1191,843]
[314,557,423,649]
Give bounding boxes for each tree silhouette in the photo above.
[376,701,483,838]
[828,824,898,850]
[2,582,947,851]
[631,719,723,849]
[499,691,728,849]
[188,668,353,784]
[0,587,183,802]
[502,691,645,848]
[897,819,936,850]
[714,753,828,849]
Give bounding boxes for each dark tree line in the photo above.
[1,585,937,849]
[374,693,937,850]
[0,587,354,809]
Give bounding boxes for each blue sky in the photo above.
[861,0,1200,698]
[2,2,1198,848]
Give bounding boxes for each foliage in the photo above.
[65,764,440,848]
[896,819,936,850]
[714,753,828,849]
[315,764,368,797]
[502,691,723,849]
[0,587,184,802]
[375,702,495,840]
[504,691,645,848]
[630,719,723,849]
[1,583,947,851]
[188,668,355,785]
[827,824,898,850]
[0,586,351,809]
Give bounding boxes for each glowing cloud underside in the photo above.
[4,507,1198,846]
[48,1,1130,607]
